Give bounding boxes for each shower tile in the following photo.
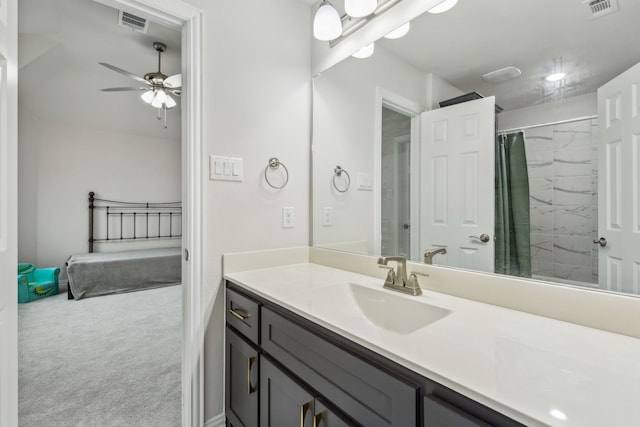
[529,178,553,206]
[591,207,599,234]
[553,263,595,284]
[553,206,592,236]
[552,176,592,206]
[524,128,553,152]
[526,150,553,179]
[553,145,592,177]
[530,205,553,233]
[530,233,553,263]
[553,122,592,151]
[553,235,592,265]
[531,260,554,277]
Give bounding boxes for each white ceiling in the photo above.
[19,0,182,140]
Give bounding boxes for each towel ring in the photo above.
[332,165,351,193]
[264,157,289,189]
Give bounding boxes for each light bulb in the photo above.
[345,0,377,18]
[141,90,155,104]
[352,43,375,59]
[164,94,177,109]
[151,89,167,108]
[428,0,458,14]
[546,72,566,82]
[313,1,342,41]
[384,22,410,39]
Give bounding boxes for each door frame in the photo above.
[374,87,423,260]
[94,1,204,425]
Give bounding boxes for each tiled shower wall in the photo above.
[524,118,598,285]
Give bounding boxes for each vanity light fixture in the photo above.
[313,0,343,41]
[384,22,410,39]
[428,0,458,14]
[344,0,378,18]
[352,43,375,58]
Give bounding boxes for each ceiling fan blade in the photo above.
[164,74,182,89]
[168,88,182,96]
[99,62,150,86]
[100,87,148,92]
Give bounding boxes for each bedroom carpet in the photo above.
[18,284,182,427]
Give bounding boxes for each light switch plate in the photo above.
[210,155,243,182]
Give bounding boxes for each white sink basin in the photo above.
[347,283,450,334]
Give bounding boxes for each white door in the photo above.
[420,97,495,271]
[0,0,19,425]
[597,61,640,294]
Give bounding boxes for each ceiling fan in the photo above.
[100,41,181,127]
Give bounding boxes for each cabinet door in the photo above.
[226,328,259,427]
[261,356,316,427]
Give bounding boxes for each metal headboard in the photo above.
[88,191,182,253]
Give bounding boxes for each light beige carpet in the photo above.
[18,284,182,427]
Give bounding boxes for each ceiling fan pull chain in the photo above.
[164,105,168,129]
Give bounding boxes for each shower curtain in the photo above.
[495,131,531,277]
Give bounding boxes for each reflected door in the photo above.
[420,97,495,271]
[381,107,412,257]
[597,61,640,293]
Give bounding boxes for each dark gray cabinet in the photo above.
[226,328,259,427]
[225,282,523,427]
[260,356,351,427]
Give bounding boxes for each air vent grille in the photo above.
[583,0,618,18]
[118,10,149,33]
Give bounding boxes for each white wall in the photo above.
[17,104,181,272]
[187,0,312,420]
[312,45,426,254]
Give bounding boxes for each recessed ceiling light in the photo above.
[546,72,566,82]
[428,0,458,14]
[384,22,411,39]
[352,43,375,59]
[549,409,567,421]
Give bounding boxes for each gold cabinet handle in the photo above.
[229,307,251,321]
[313,413,321,427]
[247,356,256,394]
[300,402,311,427]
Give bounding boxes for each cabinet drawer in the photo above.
[261,307,418,427]
[226,328,259,427]
[424,395,491,427]
[226,287,260,345]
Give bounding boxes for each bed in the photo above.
[65,192,182,300]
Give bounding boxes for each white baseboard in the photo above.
[204,412,225,427]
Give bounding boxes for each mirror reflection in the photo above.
[311,0,640,295]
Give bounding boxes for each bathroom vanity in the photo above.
[223,249,640,427]
[225,282,522,427]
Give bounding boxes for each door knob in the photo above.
[403,223,410,229]
[593,237,607,247]
[469,233,490,243]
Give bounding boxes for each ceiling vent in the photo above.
[118,10,149,33]
[583,0,618,18]
[482,66,522,84]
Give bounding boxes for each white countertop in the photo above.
[225,262,640,427]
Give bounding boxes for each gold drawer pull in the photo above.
[247,356,256,394]
[300,402,311,427]
[229,307,251,321]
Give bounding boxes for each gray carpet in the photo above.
[18,284,182,427]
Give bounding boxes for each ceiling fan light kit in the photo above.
[100,41,182,128]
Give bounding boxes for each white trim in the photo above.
[204,413,226,427]
[92,1,204,426]
[374,87,423,259]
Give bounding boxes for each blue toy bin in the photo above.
[17,263,60,303]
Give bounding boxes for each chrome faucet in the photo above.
[424,247,447,264]
[377,256,423,296]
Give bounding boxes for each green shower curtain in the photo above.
[495,131,531,277]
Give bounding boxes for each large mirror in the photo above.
[312,0,640,296]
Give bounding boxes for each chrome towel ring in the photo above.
[332,165,351,193]
[264,157,289,189]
